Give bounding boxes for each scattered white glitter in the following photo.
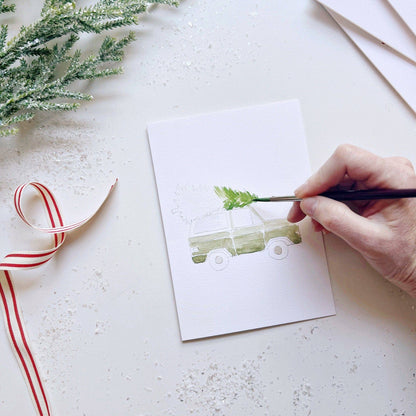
[36,295,80,401]
[176,358,268,414]
[94,320,106,335]
[292,380,312,416]
[84,268,109,292]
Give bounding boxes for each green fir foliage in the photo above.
[214,186,258,211]
[0,0,178,136]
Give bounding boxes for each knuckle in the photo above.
[387,156,414,171]
[394,164,416,185]
[399,157,413,170]
[398,157,413,169]
[402,161,415,178]
[334,144,356,161]
[382,157,416,187]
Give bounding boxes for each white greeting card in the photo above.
[387,0,416,37]
[148,100,335,340]
[316,0,416,63]
[327,8,416,114]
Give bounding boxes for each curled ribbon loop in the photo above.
[0,180,117,416]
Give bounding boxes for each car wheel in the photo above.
[208,249,231,271]
[267,239,289,260]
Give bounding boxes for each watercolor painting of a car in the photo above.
[188,206,302,270]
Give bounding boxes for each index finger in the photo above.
[295,144,388,198]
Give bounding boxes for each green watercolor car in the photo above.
[188,206,302,270]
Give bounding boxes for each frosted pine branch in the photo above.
[0,0,178,136]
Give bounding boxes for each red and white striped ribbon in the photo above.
[0,180,117,416]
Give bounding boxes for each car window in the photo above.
[231,209,263,228]
[192,212,229,234]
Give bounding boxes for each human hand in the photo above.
[287,144,416,298]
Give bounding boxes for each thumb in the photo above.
[300,196,384,253]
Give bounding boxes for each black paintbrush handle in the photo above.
[320,188,416,201]
[254,189,416,203]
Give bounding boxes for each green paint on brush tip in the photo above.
[214,186,258,210]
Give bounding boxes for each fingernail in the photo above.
[300,197,318,216]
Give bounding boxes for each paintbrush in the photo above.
[253,188,416,203]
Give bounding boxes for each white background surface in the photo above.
[0,1,415,415]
